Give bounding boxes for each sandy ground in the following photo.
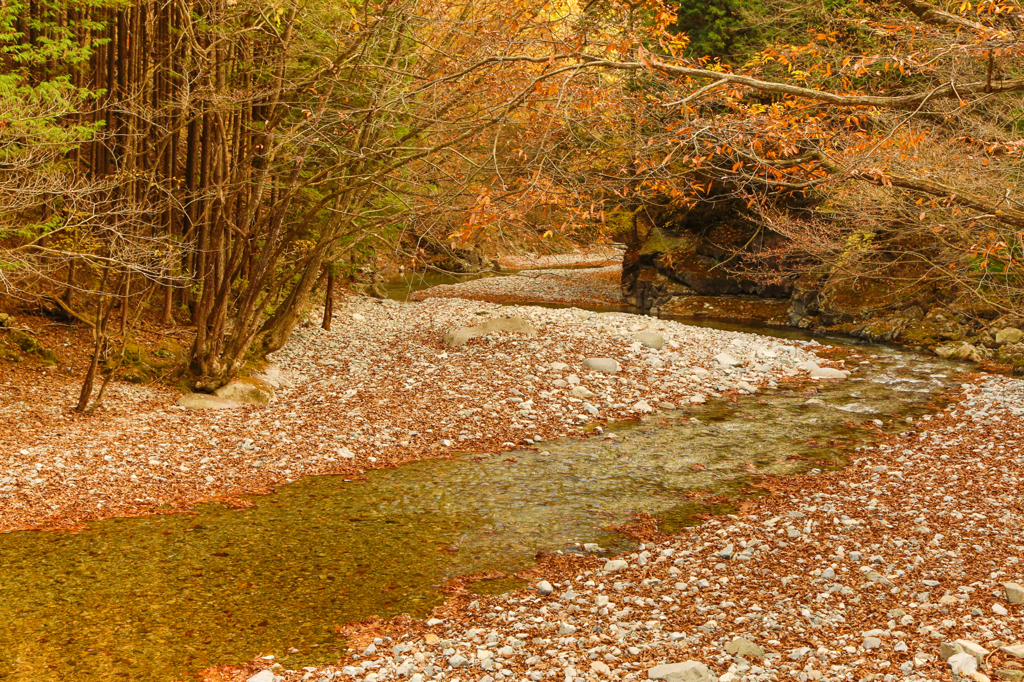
[1,295,836,533]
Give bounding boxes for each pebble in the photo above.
[536,581,553,596]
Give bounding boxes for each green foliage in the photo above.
[672,0,766,60]
[0,1,112,250]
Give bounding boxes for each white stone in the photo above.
[647,661,712,682]
[948,652,978,677]
[584,358,620,374]
[954,640,991,667]
[809,367,850,379]
[1005,582,1024,604]
[248,672,276,682]
[632,400,653,413]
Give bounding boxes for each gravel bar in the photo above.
[497,248,623,271]
[1,295,833,533]
[411,266,626,306]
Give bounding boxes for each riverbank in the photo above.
[231,373,1024,682]
[1,295,841,534]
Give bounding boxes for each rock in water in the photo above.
[647,661,713,682]
[809,367,850,379]
[176,394,241,410]
[443,317,537,347]
[633,331,665,349]
[584,358,620,374]
[214,377,275,405]
[935,341,984,363]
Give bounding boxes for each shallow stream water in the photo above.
[0,294,964,681]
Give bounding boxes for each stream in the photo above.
[0,271,967,681]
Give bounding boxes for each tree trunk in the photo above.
[322,265,335,331]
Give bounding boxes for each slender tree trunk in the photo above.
[322,265,335,331]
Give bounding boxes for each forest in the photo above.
[2,0,1022,403]
[2,1,1024,682]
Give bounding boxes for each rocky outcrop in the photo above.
[214,377,276,404]
[620,203,793,312]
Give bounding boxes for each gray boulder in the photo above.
[214,378,275,405]
[443,317,536,347]
[935,341,984,363]
[996,327,1024,345]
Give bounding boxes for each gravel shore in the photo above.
[497,248,623,271]
[1,295,834,533]
[411,266,626,306]
[238,374,1024,682]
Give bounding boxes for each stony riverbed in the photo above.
[239,376,1024,682]
[1,295,845,533]
[2,269,1021,682]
